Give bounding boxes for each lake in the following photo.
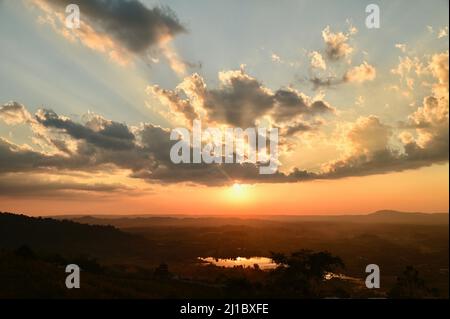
[198,256,278,270]
[198,256,363,283]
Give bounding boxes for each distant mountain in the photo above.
[50,210,449,228]
[279,210,448,224]
[371,210,438,216]
[364,210,449,224]
[0,212,153,262]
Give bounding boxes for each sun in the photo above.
[227,182,251,202]
[232,183,244,195]
[222,182,254,205]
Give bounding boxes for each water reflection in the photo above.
[324,272,360,282]
[198,257,362,283]
[198,256,277,270]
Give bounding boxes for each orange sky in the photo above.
[1,164,447,216]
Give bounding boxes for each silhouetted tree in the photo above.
[389,266,439,298]
[268,250,345,297]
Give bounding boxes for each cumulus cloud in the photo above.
[322,26,354,61]
[438,26,448,38]
[391,56,426,78]
[343,61,376,83]
[0,100,320,187]
[0,104,287,186]
[0,52,447,188]
[309,51,326,70]
[0,101,33,125]
[342,116,392,156]
[146,85,199,125]
[405,52,448,144]
[303,26,376,89]
[428,51,449,87]
[323,52,448,179]
[309,61,376,89]
[0,90,447,188]
[148,69,334,128]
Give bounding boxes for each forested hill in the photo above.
[0,212,151,262]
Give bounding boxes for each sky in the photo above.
[0,0,448,216]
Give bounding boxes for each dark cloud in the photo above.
[309,76,342,90]
[0,174,132,198]
[1,105,316,186]
[36,109,136,150]
[323,140,448,179]
[203,72,274,127]
[272,89,332,122]
[131,161,317,186]
[0,138,67,173]
[323,111,448,179]
[0,97,447,188]
[43,0,185,53]
[149,71,334,128]
[282,122,315,136]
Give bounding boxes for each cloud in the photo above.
[309,51,326,70]
[1,54,447,189]
[343,61,376,83]
[203,69,275,127]
[322,52,449,179]
[405,52,448,146]
[0,101,33,125]
[282,121,315,136]
[391,56,426,78]
[36,109,136,151]
[438,26,448,38]
[148,69,334,128]
[309,61,376,89]
[159,41,188,76]
[428,51,449,87]
[309,76,342,90]
[272,89,334,123]
[0,173,132,198]
[322,120,447,179]
[131,161,317,186]
[32,0,187,73]
[343,116,393,155]
[395,43,407,53]
[322,26,354,61]
[2,48,444,188]
[0,137,70,173]
[271,53,282,63]
[146,84,199,125]
[0,103,316,186]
